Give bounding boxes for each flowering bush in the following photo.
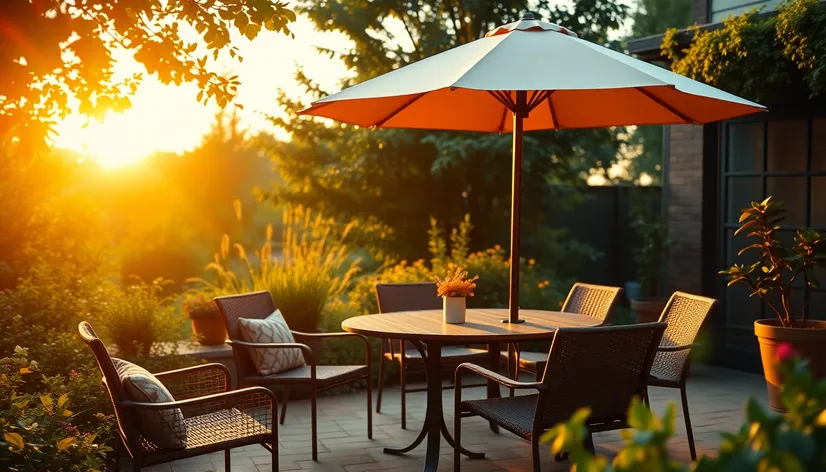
[0,348,113,472]
[542,344,826,471]
[349,215,570,314]
[435,267,478,298]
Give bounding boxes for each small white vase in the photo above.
[443,297,466,324]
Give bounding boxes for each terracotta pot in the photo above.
[443,297,466,324]
[754,319,826,412]
[631,297,668,324]
[191,316,228,346]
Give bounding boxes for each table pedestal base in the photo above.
[384,341,502,471]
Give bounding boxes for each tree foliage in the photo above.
[662,0,826,103]
[267,0,627,262]
[0,0,294,148]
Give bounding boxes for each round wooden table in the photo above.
[342,308,601,472]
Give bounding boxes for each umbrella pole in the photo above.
[504,90,527,324]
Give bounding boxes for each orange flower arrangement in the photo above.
[435,267,479,298]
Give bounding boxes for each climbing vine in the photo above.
[661,0,826,103]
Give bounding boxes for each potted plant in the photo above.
[630,217,671,323]
[720,197,826,411]
[435,267,478,324]
[183,295,228,345]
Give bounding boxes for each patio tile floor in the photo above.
[146,365,767,472]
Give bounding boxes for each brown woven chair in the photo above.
[375,282,488,429]
[504,283,623,389]
[214,291,372,461]
[645,291,717,461]
[454,322,666,472]
[78,322,277,472]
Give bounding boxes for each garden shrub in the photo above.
[349,215,572,316]
[99,278,185,357]
[195,205,361,332]
[0,347,113,472]
[543,348,826,471]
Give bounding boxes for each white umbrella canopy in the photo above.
[299,12,766,323]
[300,15,765,131]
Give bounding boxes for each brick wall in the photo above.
[666,124,705,294]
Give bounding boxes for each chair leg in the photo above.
[225,449,231,472]
[531,437,541,472]
[311,384,318,461]
[132,458,141,472]
[280,386,290,425]
[680,385,697,461]
[366,373,373,439]
[643,387,650,408]
[113,434,121,472]
[454,381,462,472]
[400,354,407,430]
[376,354,385,413]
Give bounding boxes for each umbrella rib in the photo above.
[546,91,559,130]
[488,90,516,110]
[372,92,428,128]
[497,102,509,133]
[635,87,695,124]
[527,90,551,110]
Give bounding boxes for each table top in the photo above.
[341,308,601,343]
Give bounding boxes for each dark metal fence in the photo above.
[548,185,662,288]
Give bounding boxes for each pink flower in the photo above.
[776,343,797,363]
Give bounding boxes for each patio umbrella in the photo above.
[299,12,766,323]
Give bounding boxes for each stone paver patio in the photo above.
[144,365,767,472]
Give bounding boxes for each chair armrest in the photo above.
[228,340,316,365]
[657,343,700,352]
[291,331,371,364]
[154,363,230,400]
[121,387,277,432]
[455,362,546,391]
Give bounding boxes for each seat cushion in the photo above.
[112,358,187,449]
[462,394,539,440]
[238,309,305,375]
[243,365,368,386]
[387,346,489,363]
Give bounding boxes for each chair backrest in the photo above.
[77,321,141,456]
[561,283,623,324]
[538,323,666,430]
[214,291,276,380]
[375,283,441,313]
[651,291,717,382]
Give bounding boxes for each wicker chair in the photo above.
[375,282,488,429]
[646,291,717,461]
[214,291,372,461]
[454,323,666,472]
[78,322,277,472]
[504,283,623,389]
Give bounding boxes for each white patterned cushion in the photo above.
[111,358,187,449]
[238,309,305,375]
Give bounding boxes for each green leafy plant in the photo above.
[662,0,826,103]
[542,344,826,471]
[101,278,185,357]
[0,347,114,472]
[195,206,361,333]
[719,197,826,328]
